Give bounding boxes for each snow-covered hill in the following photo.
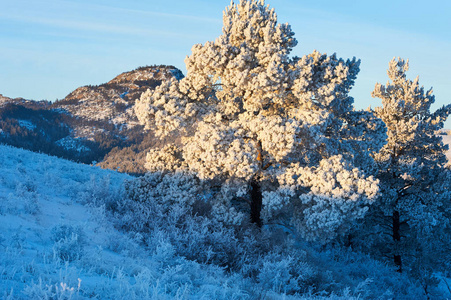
[0,145,289,299]
[1,145,450,299]
[0,146,272,299]
[0,145,318,299]
[0,145,135,298]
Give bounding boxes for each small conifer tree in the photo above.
[367,58,451,275]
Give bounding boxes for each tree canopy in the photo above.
[364,58,451,273]
[135,0,384,240]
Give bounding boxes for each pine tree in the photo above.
[368,58,451,274]
[135,0,382,241]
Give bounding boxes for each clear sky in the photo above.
[1,0,450,127]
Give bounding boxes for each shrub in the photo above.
[51,225,86,262]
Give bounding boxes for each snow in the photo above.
[0,145,258,299]
[17,120,36,130]
[119,91,129,99]
[0,144,132,298]
[1,139,450,298]
[55,136,91,153]
[169,69,184,81]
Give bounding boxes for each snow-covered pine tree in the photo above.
[368,58,451,274]
[135,0,382,241]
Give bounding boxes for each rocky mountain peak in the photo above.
[109,65,184,86]
[52,65,184,127]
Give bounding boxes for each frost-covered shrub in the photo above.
[124,171,202,209]
[3,191,40,217]
[23,278,80,300]
[153,214,258,270]
[255,251,316,295]
[115,194,247,270]
[106,231,144,258]
[76,175,122,209]
[122,170,245,228]
[51,225,86,262]
[118,171,201,234]
[118,171,430,298]
[304,246,427,299]
[15,179,37,196]
[117,173,272,271]
[10,179,41,215]
[0,194,17,215]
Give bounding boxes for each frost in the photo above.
[354,57,451,277]
[135,0,383,241]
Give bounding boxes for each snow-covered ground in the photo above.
[1,144,450,299]
[0,145,135,298]
[0,145,275,299]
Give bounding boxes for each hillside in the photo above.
[0,145,250,299]
[0,65,183,173]
[3,144,449,299]
[0,145,133,298]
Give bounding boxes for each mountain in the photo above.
[0,65,183,174]
[53,65,183,131]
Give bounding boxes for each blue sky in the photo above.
[1,0,450,127]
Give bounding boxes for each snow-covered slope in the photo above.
[0,145,132,298]
[1,144,450,299]
[0,146,257,299]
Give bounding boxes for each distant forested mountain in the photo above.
[0,65,184,174]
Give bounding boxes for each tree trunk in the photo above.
[393,210,402,272]
[250,179,262,227]
[250,140,263,227]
